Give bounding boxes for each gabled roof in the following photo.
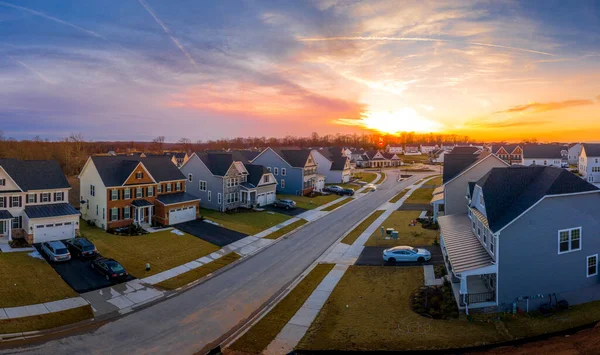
[194,152,235,176]
[449,146,480,155]
[0,159,70,191]
[91,156,185,186]
[582,143,600,157]
[478,166,599,232]
[331,156,349,170]
[491,144,521,154]
[522,144,564,159]
[271,149,313,167]
[232,150,260,163]
[244,164,270,186]
[442,150,481,183]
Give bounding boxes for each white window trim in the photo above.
[558,227,582,254]
[124,189,131,199]
[217,193,222,204]
[587,254,598,277]
[111,190,119,201]
[188,173,193,182]
[274,167,279,175]
[28,194,35,203]
[136,188,143,198]
[207,190,211,202]
[147,187,154,197]
[199,180,207,191]
[281,179,285,188]
[281,168,286,176]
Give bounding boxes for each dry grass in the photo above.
[405,187,435,204]
[298,266,504,351]
[229,263,335,354]
[341,210,385,245]
[0,252,78,308]
[378,172,386,183]
[321,198,352,211]
[389,189,410,203]
[200,208,291,235]
[263,219,307,240]
[156,253,241,290]
[279,194,339,210]
[428,176,443,186]
[365,211,438,247]
[355,172,378,184]
[0,306,93,334]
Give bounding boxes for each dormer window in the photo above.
[264,175,270,183]
[136,172,143,179]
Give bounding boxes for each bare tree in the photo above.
[151,136,165,153]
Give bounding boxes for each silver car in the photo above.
[41,241,71,262]
[383,246,431,263]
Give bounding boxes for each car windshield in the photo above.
[82,245,95,251]
[107,261,125,273]
[411,248,419,253]
[55,248,68,254]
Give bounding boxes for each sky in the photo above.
[0,0,599,142]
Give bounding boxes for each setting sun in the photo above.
[340,108,443,135]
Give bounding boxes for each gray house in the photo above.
[251,148,318,196]
[439,166,600,313]
[180,152,275,211]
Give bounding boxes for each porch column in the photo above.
[459,274,467,304]
[433,203,439,222]
[8,223,12,241]
[148,206,152,223]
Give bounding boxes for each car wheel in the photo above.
[285,206,290,210]
[388,257,396,263]
[105,274,110,281]
[417,257,425,262]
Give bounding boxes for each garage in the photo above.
[257,193,266,206]
[169,206,196,225]
[33,221,75,243]
[266,191,275,204]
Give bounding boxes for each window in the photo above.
[96,204,98,216]
[217,193,222,204]
[281,168,286,176]
[532,160,536,165]
[176,182,181,191]
[588,255,598,277]
[477,227,481,238]
[267,167,271,172]
[136,188,143,198]
[281,179,285,188]
[90,185,95,196]
[27,194,35,203]
[199,180,207,191]
[12,216,21,229]
[472,221,476,231]
[124,188,131,199]
[479,192,484,207]
[102,208,105,219]
[111,190,119,201]
[274,167,279,175]
[110,207,118,221]
[55,192,64,202]
[166,184,172,192]
[559,227,581,254]
[483,229,487,245]
[12,196,20,207]
[40,193,50,202]
[490,234,495,255]
[0,196,4,208]
[147,186,154,197]
[264,175,270,183]
[0,178,5,186]
[157,184,162,193]
[188,173,193,182]
[123,206,131,219]
[208,191,212,201]
[136,172,143,179]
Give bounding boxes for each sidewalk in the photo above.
[0,297,89,320]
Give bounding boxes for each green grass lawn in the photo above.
[354,172,378,184]
[326,182,361,190]
[0,252,79,308]
[0,305,93,334]
[298,267,504,351]
[365,210,438,247]
[229,263,335,354]
[341,210,385,245]
[156,253,241,290]
[279,194,340,210]
[389,189,410,203]
[405,187,435,204]
[322,198,352,211]
[199,208,291,235]
[80,221,220,278]
[428,175,443,186]
[263,219,308,240]
[402,154,430,163]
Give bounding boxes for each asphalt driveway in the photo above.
[262,205,308,217]
[34,243,134,294]
[355,245,444,266]
[174,219,248,247]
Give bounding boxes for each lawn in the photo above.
[402,154,430,163]
[341,210,385,245]
[279,194,340,210]
[321,198,352,212]
[156,253,241,290]
[199,208,291,235]
[379,172,386,183]
[229,263,335,354]
[365,210,438,247]
[0,252,78,308]
[80,221,220,278]
[263,219,308,240]
[326,182,361,190]
[389,189,410,203]
[0,305,93,334]
[427,175,443,186]
[405,187,435,204]
[354,172,378,184]
[298,266,505,351]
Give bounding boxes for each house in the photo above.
[359,150,401,168]
[165,152,189,167]
[404,144,421,155]
[568,143,582,165]
[439,166,600,313]
[578,143,600,185]
[242,164,278,207]
[79,156,199,230]
[420,143,438,154]
[522,144,566,167]
[441,143,455,151]
[430,149,448,163]
[386,145,403,154]
[491,144,523,165]
[0,159,79,245]
[312,149,353,184]
[250,148,318,196]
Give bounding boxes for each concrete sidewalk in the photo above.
[0,297,89,320]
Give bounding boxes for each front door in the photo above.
[0,221,4,236]
[139,208,144,222]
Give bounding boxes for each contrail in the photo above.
[0,1,107,40]
[13,59,53,84]
[138,0,198,69]
[298,36,555,57]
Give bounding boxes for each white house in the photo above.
[312,149,352,184]
[522,144,566,167]
[387,145,403,154]
[404,145,421,155]
[568,143,582,165]
[579,144,600,185]
[420,144,439,154]
[431,149,448,163]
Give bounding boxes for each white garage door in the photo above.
[169,206,196,225]
[34,222,75,243]
[257,193,266,206]
[266,191,275,204]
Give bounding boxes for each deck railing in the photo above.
[466,291,495,304]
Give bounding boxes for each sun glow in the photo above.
[352,108,443,134]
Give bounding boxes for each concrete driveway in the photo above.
[355,245,444,266]
[262,205,308,217]
[174,219,248,247]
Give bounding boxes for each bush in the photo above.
[86,220,95,227]
[410,283,458,320]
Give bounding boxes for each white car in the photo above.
[364,183,377,191]
[383,246,431,263]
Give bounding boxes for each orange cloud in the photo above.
[494,99,595,114]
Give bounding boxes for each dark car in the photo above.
[91,257,128,281]
[324,185,343,194]
[273,199,297,210]
[65,237,97,258]
[338,188,355,196]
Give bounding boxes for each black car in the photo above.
[91,257,128,281]
[65,237,97,258]
[338,188,355,196]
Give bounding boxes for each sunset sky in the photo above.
[1,0,599,142]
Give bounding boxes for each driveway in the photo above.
[355,245,444,266]
[262,205,308,217]
[34,244,134,294]
[398,203,432,212]
[174,219,248,247]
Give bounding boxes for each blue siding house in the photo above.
[251,148,318,196]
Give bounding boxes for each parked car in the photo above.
[364,183,377,191]
[338,188,354,196]
[91,257,128,281]
[324,185,343,193]
[273,199,297,210]
[65,237,98,258]
[382,246,431,263]
[41,241,71,262]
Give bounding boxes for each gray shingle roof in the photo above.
[582,143,600,157]
[0,159,70,191]
[438,214,494,273]
[156,192,199,205]
[25,203,79,219]
[231,150,260,163]
[271,149,312,168]
[91,156,185,187]
[491,144,520,154]
[522,144,564,159]
[195,152,234,176]
[443,150,488,183]
[0,210,14,219]
[131,199,154,207]
[244,164,269,186]
[449,146,480,155]
[331,156,349,170]
[478,166,599,232]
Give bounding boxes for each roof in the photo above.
[195,152,234,176]
[244,164,269,186]
[449,146,480,155]
[131,199,154,207]
[156,192,200,205]
[271,149,313,167]
[91,156,185,186]
[330,156,349,170]
[582,143,600,157]
[430,193,444,204]
[231,150,260,163]
[491,144,520,154]
[438,214,494,273]
[0,159,70,191]
[478,166,599,232]
[442,150,481,183]
[0,210,14,219]
[24,203,79,219]
[468,182,476,197]
[239,182,256,190]
[522,144,564,159]
[433,186,444,195]
[173,152,187,159]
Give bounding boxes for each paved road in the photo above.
[2,171,433,355]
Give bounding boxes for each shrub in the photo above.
[86,219,96,227]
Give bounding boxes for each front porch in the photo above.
[132,199,153,225]
[430,186,444,222]
[0,210,14,241]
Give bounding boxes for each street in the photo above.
[1,170,431,355]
